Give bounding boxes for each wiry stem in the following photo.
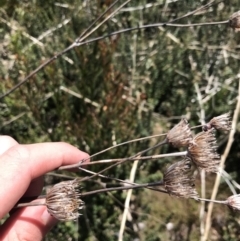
[76,0,132,43]
[58,139,168,173]
[59,151,187,169]
[78,139,168,182]
[15,181,164,208]
[82,151,187,166]
[197,197,227,205]
[81,181,164,197]
[76,0,121,41]
[80,133,167,162]
[16,185,235,209]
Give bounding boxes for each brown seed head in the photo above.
[187,130,220,172]
[226,194,240,211]
[166,119,193,147]
[229,11,240,32]
[203,113,232,132]
[46,178,84,221]
[163,158,199,199]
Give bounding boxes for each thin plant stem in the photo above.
[166,1,217,23]
[191,124,204,129]
[78,167,138,186]
[59,139,167,174]
[16,202,46,208]
[79,164,168,195]
[16,185,234,209]
[15,181,164,208]
[77,0,132,43]
[82,151,187,165]
[83,133,167,161]
[15,198,46,208]
[74,21,228,48]
[81,180,163,197]
[78,166,167,196]
[197,197,227,205]
[119,159,138,241]
[76,0,121,42]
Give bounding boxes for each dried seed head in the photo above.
[203,113,232,132]
[229,11,240,32]
[187,130,220,173]
[226,194,240,211]
[166,119,193,147]
[163,158,199,199]
[46,178,84,221]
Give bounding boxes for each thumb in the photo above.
[0,206,57,240]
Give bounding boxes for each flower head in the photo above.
[203,113,232,132]
[163,158,199,199]
[226,194,240,211]
[187,130,220,173]
[46,178,84,221]
[166,119,193,148]
[229,11,240,32]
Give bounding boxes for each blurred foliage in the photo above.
[0,0,240,240]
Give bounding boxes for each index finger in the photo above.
[0,142,89,218]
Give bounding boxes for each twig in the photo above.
[79,133,167,162]
[15,181,164,208]
[58,139,168,171]
[76,0,132,43]
[76,0,121,42]
[203,80,240,241]
[80,139,167,182]
[119,159,139,241]
[59,151,187,169]
[16,185,237,209]
[81,181,164,197]
[78,167,168,197]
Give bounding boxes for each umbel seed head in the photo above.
[187,130,220,173]
[229,11,240,32]
[166,119,193,148]
[46,178,84,221]
[163,158,199,199]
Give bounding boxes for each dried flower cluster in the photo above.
[202,113,232,132]
[226,194,240,211]
[163,158,199,199]
[229,11,240,32]
[46,178,84,221]
[166,119,193,147]
[19,113,232,220]
[187,130,220,173]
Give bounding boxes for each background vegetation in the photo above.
[0,0,240,240]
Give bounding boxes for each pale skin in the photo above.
[0,135,89,240]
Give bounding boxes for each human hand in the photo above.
[0,136,89,240]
